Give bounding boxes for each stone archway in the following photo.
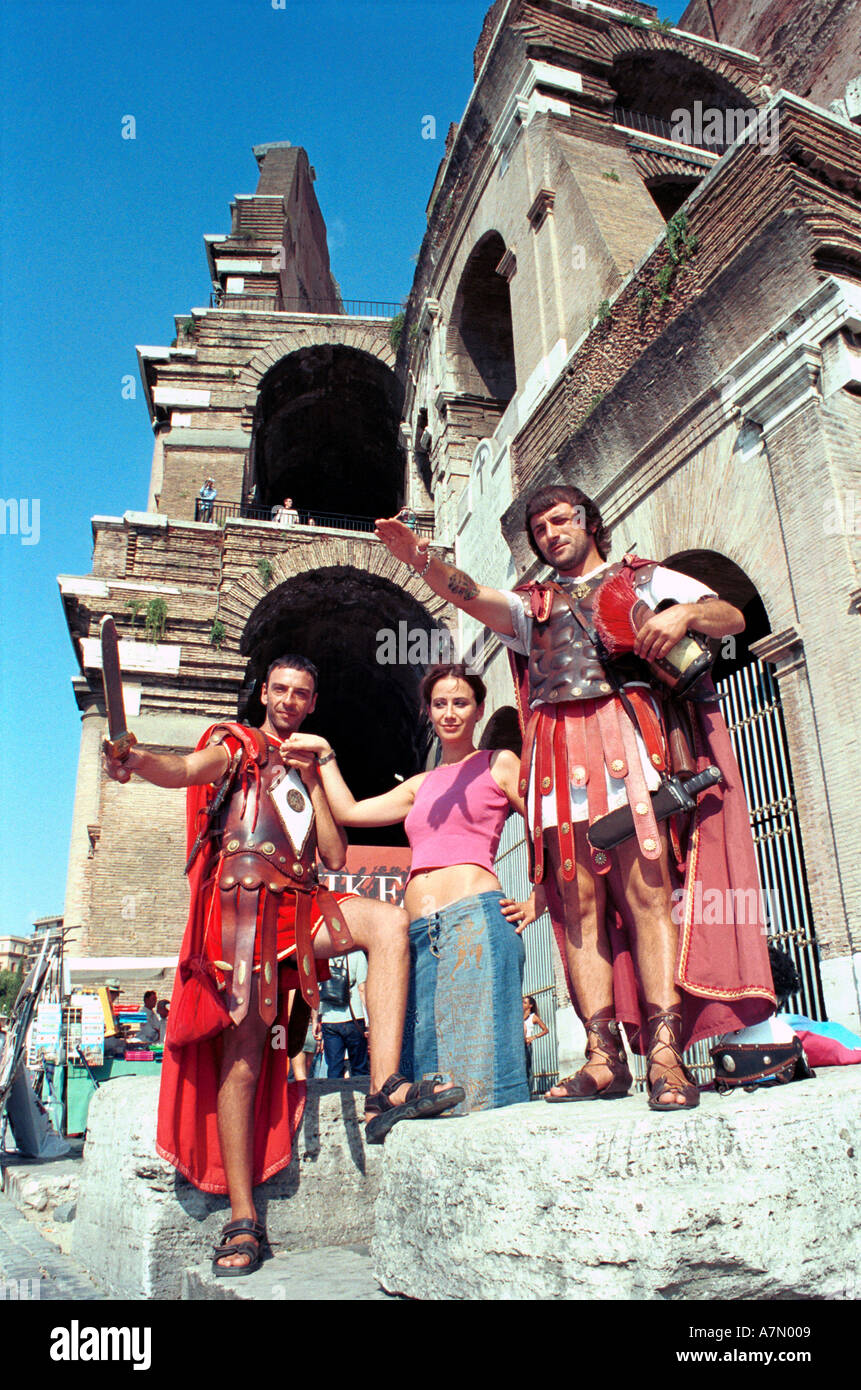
[235,560,454,844]
[651,547,823,1014]
[604,32,764,113]
[663,547,769,682]
[237,320,396,393]
[248,343,404,519]
[448,231,517,404]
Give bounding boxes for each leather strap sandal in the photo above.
[364,1072,466,1145]
[212,1217,267,1277]
[646,1008,700,1111]
[544,1008,632,1102]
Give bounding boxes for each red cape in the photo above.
[155,725,305,1194]
[508,592,775,1051]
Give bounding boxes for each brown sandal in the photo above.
[646,1009,700,1111]
[545,1009,632,1102]
[212,1217,268,1277]
[364,1072,465,1144]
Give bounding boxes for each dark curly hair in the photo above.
[523,485,611,562]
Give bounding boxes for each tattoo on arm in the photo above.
[447,567,480,601]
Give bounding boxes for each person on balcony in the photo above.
[198,478,217,522]
[271,496,299,527]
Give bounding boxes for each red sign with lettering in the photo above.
[319,847,412,906]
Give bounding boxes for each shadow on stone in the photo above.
[71,1076,382,1299]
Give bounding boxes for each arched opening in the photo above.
[250,345,404,521]
[663,548,823,1016]
[449,232,517,406]
[611,50,754,141]
[238,566,452,845]
[662,548,769,682]
[645,176,702,222]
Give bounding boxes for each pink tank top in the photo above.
[405,751,511,880]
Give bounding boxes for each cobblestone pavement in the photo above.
[0,1195,107,1301]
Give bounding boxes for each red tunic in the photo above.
[155,726,344,1194]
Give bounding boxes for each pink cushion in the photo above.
[795,1029,861,1067]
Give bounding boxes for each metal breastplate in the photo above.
[220,751,317,885]
[526,564,650,704]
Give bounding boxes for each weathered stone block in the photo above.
[182,1243,392,1301]
[72,1076,382,1300]
[372,1069,861,1301]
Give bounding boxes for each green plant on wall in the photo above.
[125,598,144,626]
[655,262,677,305]
[666,209,698,265]
[257,557,274,586]
[389,311,405,351]
[637,286,653,318]
[596,298,612,326]
[601,169,620,183]
[209,620,226,649]
[144,598,168,644]
[654,210,699,306]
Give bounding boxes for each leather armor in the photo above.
[206,726,352,1028]
[523,562,657,705]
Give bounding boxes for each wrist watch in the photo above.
[317,750,336,766]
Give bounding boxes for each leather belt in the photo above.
[217,852,354,1022]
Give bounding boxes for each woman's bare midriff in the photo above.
[403,864,502,920]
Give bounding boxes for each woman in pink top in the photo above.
[284,664,539,1111]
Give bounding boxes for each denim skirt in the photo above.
[400,891,529,1112]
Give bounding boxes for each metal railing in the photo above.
[209,292,403,318]
[194,498,434,537]
[613,104,728,155]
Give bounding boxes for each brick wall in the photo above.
[680,0,861,107]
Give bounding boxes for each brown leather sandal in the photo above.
[544,1008,632,1102]
[646,1009,700,1111]
[212,1217,268,1277]
[364,1072,466,1144]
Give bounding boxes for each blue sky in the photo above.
[0,0,688,935]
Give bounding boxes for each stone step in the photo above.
[183,1242,396,1301]
[372,1067,861,1301]
[71,1077,383,1299]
